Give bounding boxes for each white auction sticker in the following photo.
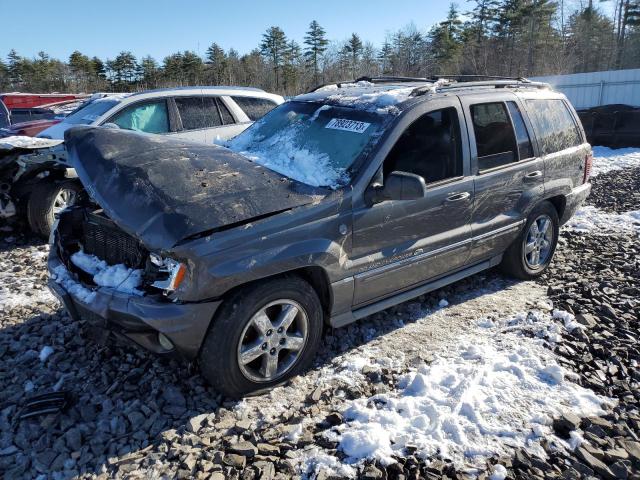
[325,118,371,133]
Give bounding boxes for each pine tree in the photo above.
[140,56,160,88]
[304,20,329,84]
[344,33,363,78]
[205,43,228,84]
[260,26,288,89]
[7,49,22,87]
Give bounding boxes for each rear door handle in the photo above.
[445,192,471,203]
[523,170,543,183]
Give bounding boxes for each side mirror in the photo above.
[367,171,427,205]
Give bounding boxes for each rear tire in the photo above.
[27,180,82,238]
[199,276,324,398]
[500,201,559,280]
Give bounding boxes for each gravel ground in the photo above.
[1,163,639,480]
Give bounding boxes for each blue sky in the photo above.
[4,0,469,61]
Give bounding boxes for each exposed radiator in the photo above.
[82,213,147,269]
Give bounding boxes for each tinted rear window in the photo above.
[526,99,582,155]
[175,97,207,130]
[232,96,277,121]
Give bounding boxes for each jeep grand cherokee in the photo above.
[48,77,592,397]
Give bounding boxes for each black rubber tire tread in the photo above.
[500,201,560,280]
[27,180,82,238]
[199,276,323,398]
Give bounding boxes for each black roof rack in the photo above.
[428,74,532,82]
[354,76,431,83]
[306,74,549,95]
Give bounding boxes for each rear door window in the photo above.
[202,97,223,128]
[175,97,207,130]
[110,100,169,134]
[232,96,277,121]
[506,101,534,160]
[525,99,582,155]
[470,102,518,171]
[216,98,235,124]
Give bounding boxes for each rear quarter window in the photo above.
[526,99,582,155]
[232,96,277,121]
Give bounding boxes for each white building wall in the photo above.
[531,69,640,109]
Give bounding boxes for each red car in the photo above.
[0,93,87,110]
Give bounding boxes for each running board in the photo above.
[329,254,502,328]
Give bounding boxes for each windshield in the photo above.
[227,101,388,188]
[61,99,121,126]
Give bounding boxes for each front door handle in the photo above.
[445,192,471,203]
[523,170,543,183]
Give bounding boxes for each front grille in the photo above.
[83,213,147,269]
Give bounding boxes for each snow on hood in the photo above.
[0,135,64,151]
[65,126,327,250]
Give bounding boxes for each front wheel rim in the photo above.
[52,188,77,215]
[237,299,309,383]
[523,214,554,269]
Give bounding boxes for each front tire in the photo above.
[199,276,324,398]
[27,180,82,238]
[500,201,559,280]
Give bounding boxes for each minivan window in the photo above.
[217,98,235,124]
[384,107,462,184]
[175,97,207,130]
[110,100,169,134]
[507,101,534,160]
[202,97,223,128]
[471,102,518,171]
[232,96,277,121]
[526,99,582,155]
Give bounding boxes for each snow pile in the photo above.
[70,250,143,295]
[0,135,63,151]
[320,308,609,470]
[228,126,348,188]
[591,146,640,177]
[51,264,96,303]
[564,205,640,234]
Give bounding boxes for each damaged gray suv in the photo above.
[48,77,592,397]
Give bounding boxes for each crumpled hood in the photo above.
[65,126,327,251]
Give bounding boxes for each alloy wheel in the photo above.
[52,188,77,215]
[236,300,309,383]
[523,214,554,269]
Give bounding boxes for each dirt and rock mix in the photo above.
[0,152,639,480]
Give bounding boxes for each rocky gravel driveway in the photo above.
[1,152,639,480]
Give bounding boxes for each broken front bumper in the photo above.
[560,182,592,225]
[47,245,221,359]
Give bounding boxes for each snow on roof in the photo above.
[296,81,425,114]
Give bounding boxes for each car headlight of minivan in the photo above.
[149,254,187,293]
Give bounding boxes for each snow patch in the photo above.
[52,264,96,303]
[70,250,143,295]
[591,146,640,177]
[317,309,610,470]
[564,205,640,234]
[0,135,63,150]
[325,86,415,114]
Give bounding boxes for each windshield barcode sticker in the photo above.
[325,118,371,133]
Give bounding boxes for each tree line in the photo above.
[1,0,639,96]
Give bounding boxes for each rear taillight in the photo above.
[583,152,593,184]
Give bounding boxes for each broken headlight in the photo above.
[148,253,187,293]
